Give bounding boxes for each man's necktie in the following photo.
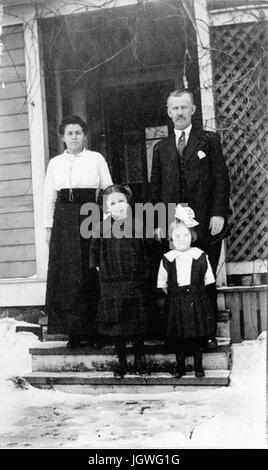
[177,131,187,202]
[177,130,186,157]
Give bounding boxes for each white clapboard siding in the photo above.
[0,261,36,278]
[0,24,36,279]
[0,162,31,180]
[0,147,30,165]
[0,195,33,214]
[0,179,33,197]
[1,29,24,50]
[0,211,34,230]
[0,81,27,100]
[0,114,29,132]
[0,65,26,83]
[0,129,30,149]
[0,244,36,262]
[0,228,35,245]
[1,48,25,68]
[0,97,28,116]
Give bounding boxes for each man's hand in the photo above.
[154,227,164,241]
[46,228,52,245]
[209,216,224,236]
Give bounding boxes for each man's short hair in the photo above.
[167,89,195,106]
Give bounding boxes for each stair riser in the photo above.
[32,351,230,372]
[216,321,230,338]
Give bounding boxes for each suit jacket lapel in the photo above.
[167,134,179,179]
[183,127,203,165]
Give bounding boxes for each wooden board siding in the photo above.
[222,286,267,342]
[0,24,36,278]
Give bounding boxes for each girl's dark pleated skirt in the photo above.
[45,188,99,337]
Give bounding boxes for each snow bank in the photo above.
[0,319,266,449]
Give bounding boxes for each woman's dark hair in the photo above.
[58,115,88,136]
[101,184,133,209]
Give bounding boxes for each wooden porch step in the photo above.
[23,369,230,391]
[29,338,231,373]
[40,310,232,341]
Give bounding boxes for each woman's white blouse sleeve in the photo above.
[99,155,113,190]
[204,255,215,285]
[157,259,168,288]
[43,160,57,228]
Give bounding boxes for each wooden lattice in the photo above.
[211,20,268,262]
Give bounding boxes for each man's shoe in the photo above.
[194,350,205,378]
[207,337,218,349]
[114,359,128,378]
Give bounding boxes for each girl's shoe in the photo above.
[114,359,128,378]
[67,335,83,349]
[133,355,147,375]
[173,352,185,378]
[194,350,205,378]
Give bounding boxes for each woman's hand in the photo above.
[46,228,52,245]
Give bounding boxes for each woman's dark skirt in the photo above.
[45,188,99,336]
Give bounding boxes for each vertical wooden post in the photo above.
[193,0,216,131]
[0,5,3,68]
[24,10,49,280]
[193,0,228,291]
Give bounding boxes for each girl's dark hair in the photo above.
[169,220,197,243]
[58,115,88,136]
[101,184,133,208]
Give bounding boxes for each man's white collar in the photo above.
[174,124,192,138]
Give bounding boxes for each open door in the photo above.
[103,80,174,203]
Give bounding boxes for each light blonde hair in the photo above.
[169,220,197,243]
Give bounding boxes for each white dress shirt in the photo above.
[44,149,112,227]
[157,247,215,288]
[174,124,192,148]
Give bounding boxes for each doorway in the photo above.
[103,79,174,202]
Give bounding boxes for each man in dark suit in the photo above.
[150,89,230,347]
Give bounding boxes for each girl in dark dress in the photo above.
[157,205,216,378]
[89,184,150,378]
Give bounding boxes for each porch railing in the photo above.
[218,285,267,343]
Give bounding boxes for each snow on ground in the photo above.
[0,318,266,449]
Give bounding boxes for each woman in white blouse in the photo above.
[44,115,112,348]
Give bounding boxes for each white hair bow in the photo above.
[175,204,199,228]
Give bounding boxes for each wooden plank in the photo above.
[1,28,24,50]
[0,114,28,133]
[0,130,30,149]
[0,162,31,181]
[0,65,26,83]
[0,260,36,278]
[22,371,230,388]
[0,81,27,100]
[1,48,25,67]
[259,290,267,332]
[0,211,34,229]
[0,228,35,245]
[0,179,32,197]
[219,285,267,293]
[242,291,259,340]
[0,194,33,214]
[0,146,30,165]
[0,244,36,262]
[0,97,28,116]
[225,292,241,342]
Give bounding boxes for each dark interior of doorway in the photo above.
[103,79,175,203]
